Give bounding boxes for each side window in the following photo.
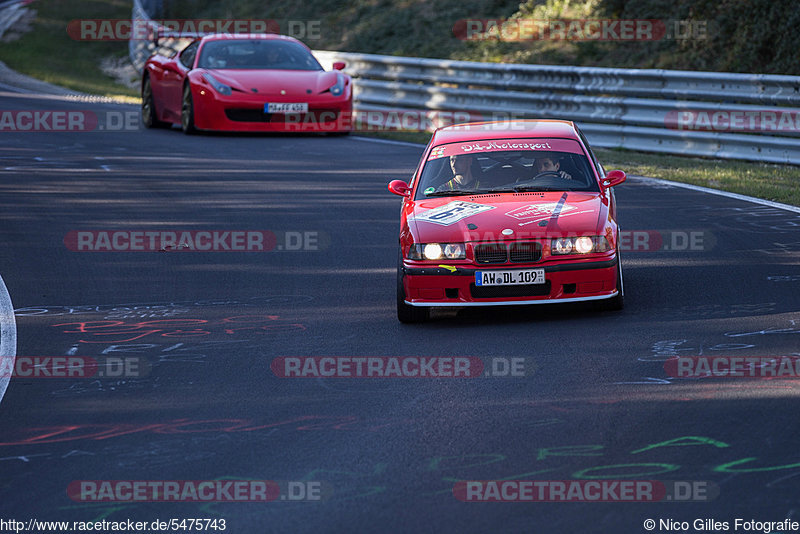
[179,42,199,69]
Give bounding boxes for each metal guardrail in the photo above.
[313,51,800,165]
[129,0,189,74]
[129,0,800,164]
[0,0,29,40]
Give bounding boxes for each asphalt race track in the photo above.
[1,90,800,533]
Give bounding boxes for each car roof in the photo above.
[196,33,309,48]
[430,119,581,145]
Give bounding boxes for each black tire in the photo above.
[181,84,197,135]
[397,253,429,323]
[603,251,625,311]
[141,77,168,129]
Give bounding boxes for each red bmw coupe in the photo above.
[141,33,352,134]
[388,120,627,323]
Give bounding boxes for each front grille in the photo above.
[225,108,341,124]
[474,242,542,264]
[474,243,507,264]
[225,109,269,122]
[470,281,552,298]
[509,242,541,262]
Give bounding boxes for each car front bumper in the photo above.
[401,257,619,306]
[192,87,353,133]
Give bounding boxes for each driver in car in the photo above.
[534,153,573,180]
[439,154,480,191]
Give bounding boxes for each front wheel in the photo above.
[181,84,197,135]
[397,253,429,323]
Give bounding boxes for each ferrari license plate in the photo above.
[475,269,545,286]
[265,102,308,113]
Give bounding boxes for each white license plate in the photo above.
[265,102,308,113]
[475,269,545,286]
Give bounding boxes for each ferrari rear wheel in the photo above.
[141,77,168,129]
[181,84,197,135]
[397,253,429,323]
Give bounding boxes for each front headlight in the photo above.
[574,236,594,254]
[551,236,610,255]
[552,238,573,255]
[203,73,232,96]
[326,74,345,97]
[407,243,466,260]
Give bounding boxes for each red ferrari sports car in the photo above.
[141,33,352,134]
[388,119,626,323]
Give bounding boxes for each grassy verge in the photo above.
[0,0,139,99]
[357,132,800,207]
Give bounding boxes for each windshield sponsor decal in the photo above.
[416,201,496,226]
[428,138,584,160]
[462,141,552,152]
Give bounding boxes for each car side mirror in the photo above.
[332,61,346,71]
[388,180,412,197]
[601,170,626,189]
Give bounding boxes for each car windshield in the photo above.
[415,138,599,200]
[197,39,323,71]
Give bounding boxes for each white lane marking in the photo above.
[635,176,800,214]
[0,274,16,407]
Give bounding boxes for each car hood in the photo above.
[202,69,339,96]
[406,191,607,244]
